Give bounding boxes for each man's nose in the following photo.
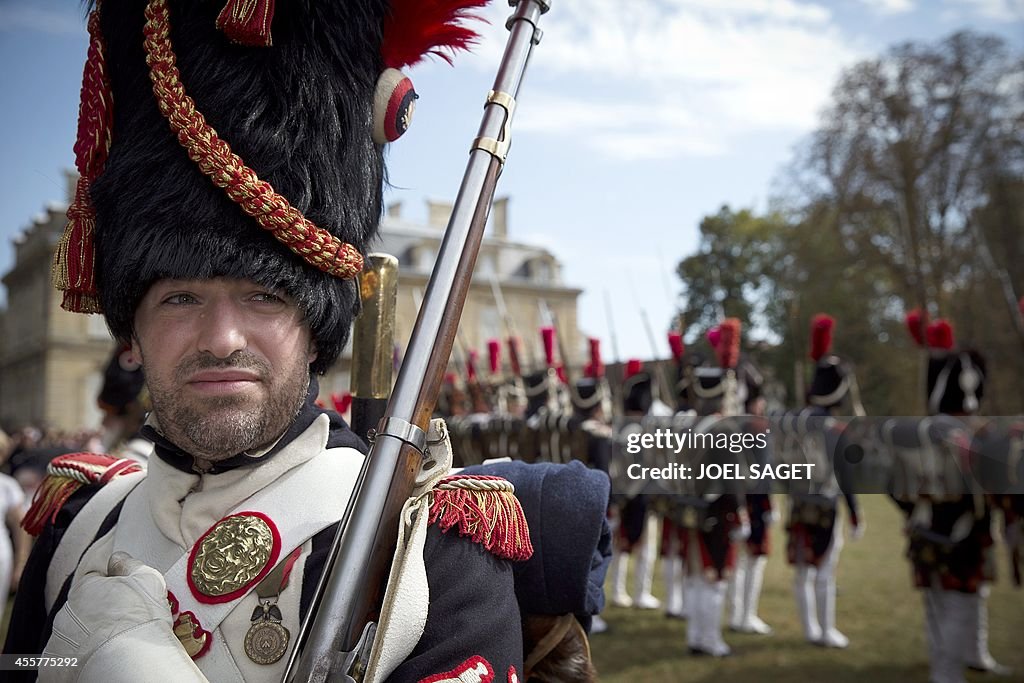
[195,299,248,359]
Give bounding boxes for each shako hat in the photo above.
[571,338,606,417]
[621,359,652,415]
[55,0,488,374]
[905,311,986,415]
[97,343,148,416]
[807,314,851,409]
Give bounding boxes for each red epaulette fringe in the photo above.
[22,453,142,536]
[428,475,533,561]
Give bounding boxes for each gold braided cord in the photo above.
[142,0,363,280]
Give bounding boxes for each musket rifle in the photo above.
[490,272,536,372]
[285,1,551,679]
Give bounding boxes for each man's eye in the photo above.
[252,292,284,304]
[162,294,196,305]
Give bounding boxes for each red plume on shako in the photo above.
[809,314,834,362]
[925,320,955,351]
[807,314,858,411]
[487,338,501,376]
[374,0,489,143]
[715,318,741,370]
[540,326,557,368]
[904,308,928,348]
[585,338,604,378]
[668,331,685,362]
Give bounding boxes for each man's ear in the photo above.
[130,337,143,364]
[308,340,319,365]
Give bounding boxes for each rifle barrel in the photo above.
[285,1,550,679]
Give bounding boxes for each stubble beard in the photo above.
[147,352,309,463]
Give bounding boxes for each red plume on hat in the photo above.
[706,325,722,351]
[715,318,741,369]
[668,332,685,362]
[585,338,604,379]
[624,359,643,380]
[810,314,834,362]
[487,339,501,376]
[926,320,955,350]
[331,392,352,415]
[905,308,927,347]
[382,0,489,69]
[541,326,556,368]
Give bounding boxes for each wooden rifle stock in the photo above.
[284,1,551,680]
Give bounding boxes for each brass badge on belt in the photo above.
[189,512,279,601]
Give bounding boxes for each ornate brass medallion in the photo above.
[191,514,276,598]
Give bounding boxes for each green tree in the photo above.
[675,206,784,339]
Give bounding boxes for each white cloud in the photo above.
[942,0,1024,20]
[0,6,82,35]
[470,0,865,161]
[857,0,916,15]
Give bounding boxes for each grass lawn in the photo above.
[591,494,1024,682]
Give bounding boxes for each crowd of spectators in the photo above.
[0,424,104,618]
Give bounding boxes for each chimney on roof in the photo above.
[427,199,453,230]
[64,169,79,204]
[492,196,508,240]
[386,201,402,219]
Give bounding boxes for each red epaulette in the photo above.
[428,475,533,561]
[22,452,143,536]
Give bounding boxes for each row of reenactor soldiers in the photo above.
[424,312,1021,683]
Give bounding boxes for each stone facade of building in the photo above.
[0,174,112,431]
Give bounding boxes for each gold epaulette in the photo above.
[428,475,533,561]
[22,452,143,536]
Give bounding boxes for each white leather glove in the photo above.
[41,552,207,683]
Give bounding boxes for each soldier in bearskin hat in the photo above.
[606,359,667,611]
[894,313,1010,680]
[783,314,863,649]
[3,2,541,680]
[659,332,696,621]
[96,343,152,463]
[678,319,748,658]
[566,339,614,473]
[726,355,776,636]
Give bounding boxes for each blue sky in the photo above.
[1,0,1021,361]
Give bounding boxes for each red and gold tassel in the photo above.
[52,7,113,314]
[429,475,533,561]
[216,0,275,47]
